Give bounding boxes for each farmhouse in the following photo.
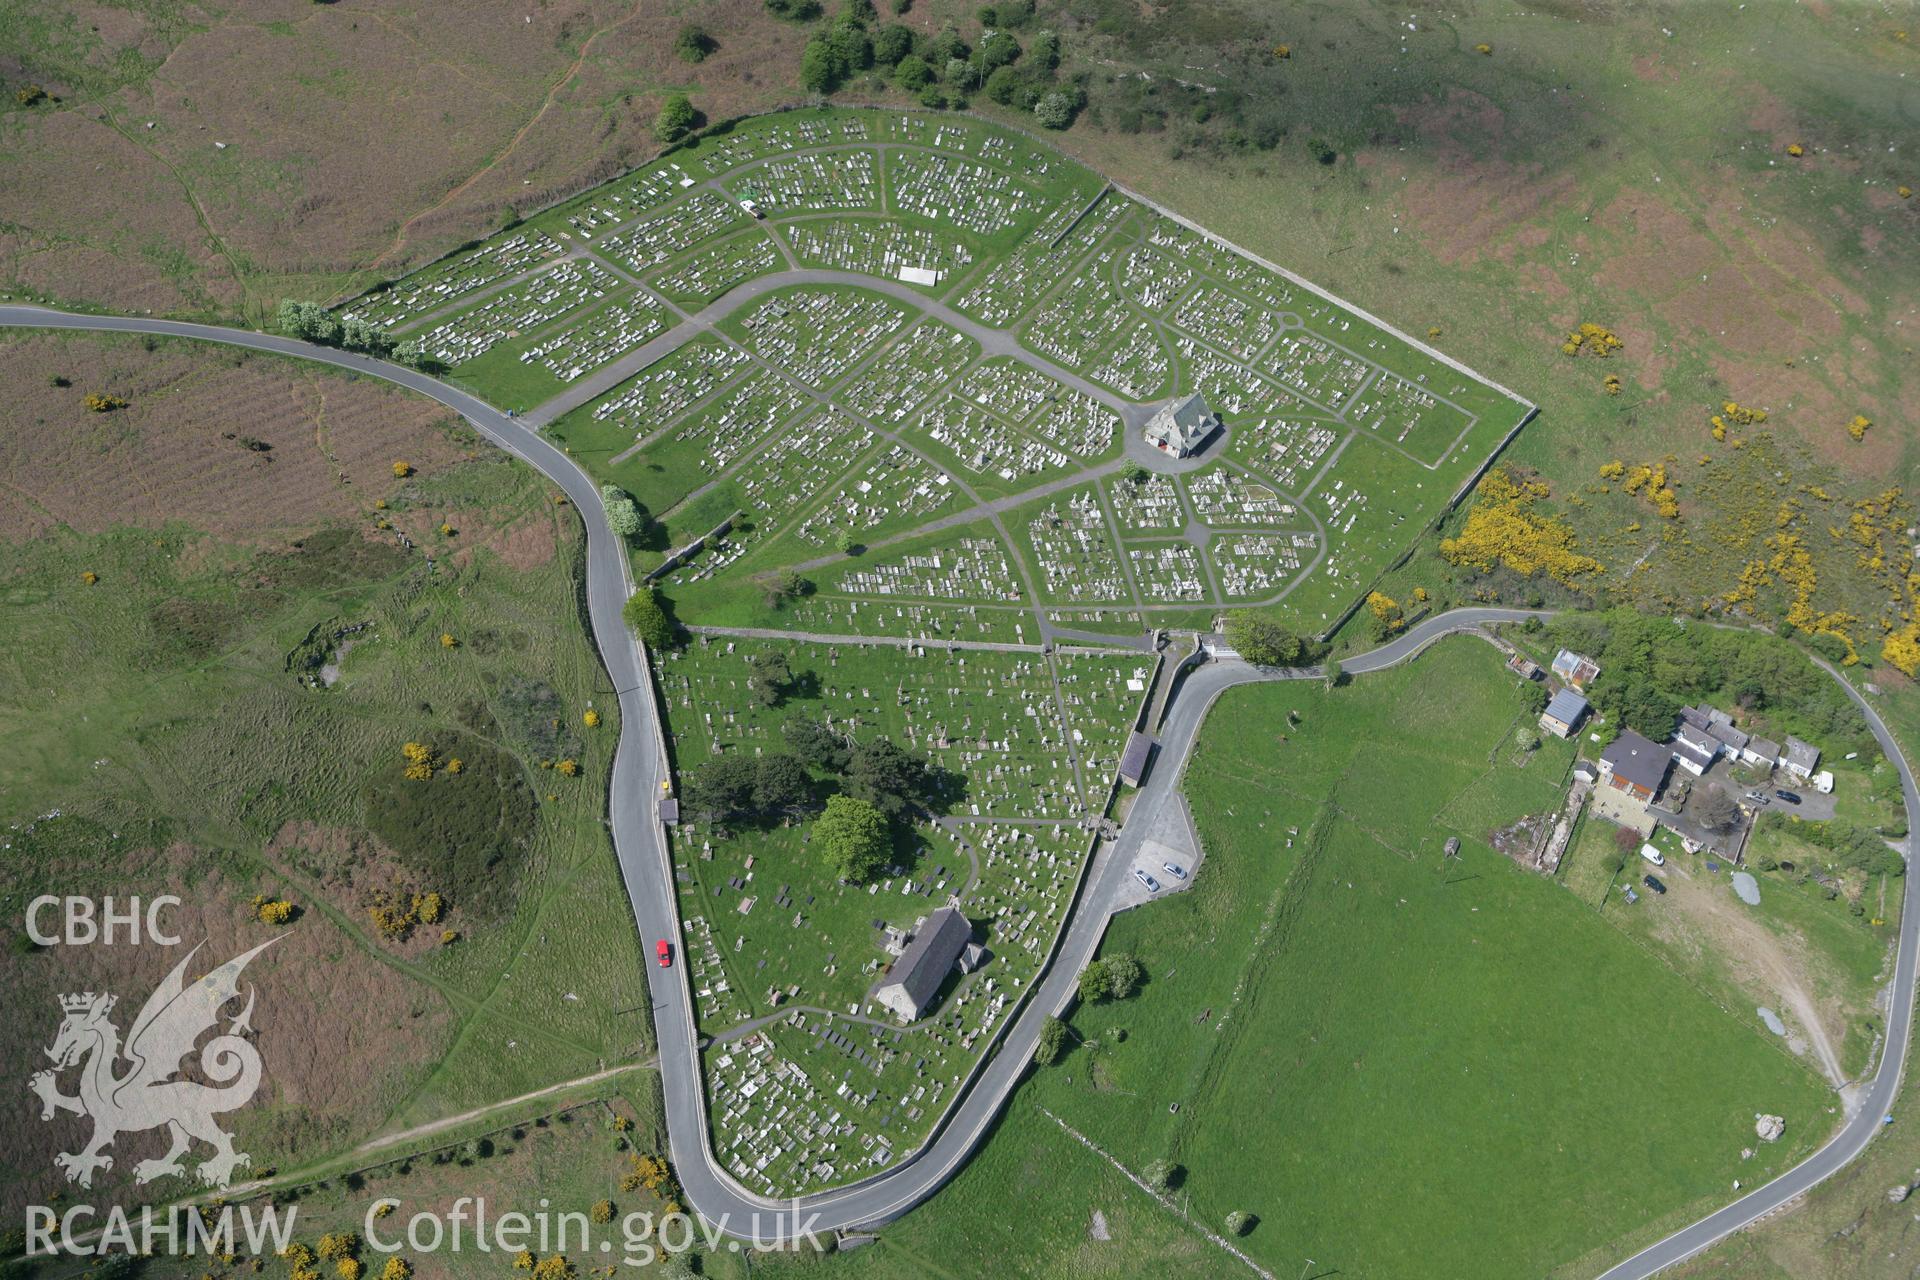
[1782,736,1820,781]
[1599,730,1672,802]
[1742,737,1781,770]
[1540,688,1589,739]
[1551,649,1601,691]
[873,907,973,1024]
[1143,392,1220,458]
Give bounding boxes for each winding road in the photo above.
[4,305,1915,1276]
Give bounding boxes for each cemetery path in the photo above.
[708,1006,902,1046]
[686,625,1143,656]
[4,307,1913,1280]
[518,266,1149,431]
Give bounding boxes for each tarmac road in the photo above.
[4,306,1913,1276]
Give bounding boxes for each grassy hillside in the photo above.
[0,332,650,1217]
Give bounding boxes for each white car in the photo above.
[1162,862,1187,880]
[1639,843,1665,867]
[1134,869,1161,892]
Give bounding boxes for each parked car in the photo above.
[1775,789,1802,804]
[1134,869,1161,893]
[1162,862,1187,880]
[656,939,673,967]
[1643,875,1667,895]
[1639,843,1665,867]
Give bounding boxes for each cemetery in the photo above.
[657,636,1143,1196]
[334,104,1534,1195]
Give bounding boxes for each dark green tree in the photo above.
[653,93,696,143]
[752,755,814,816]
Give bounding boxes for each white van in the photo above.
[1640,844,1666,867]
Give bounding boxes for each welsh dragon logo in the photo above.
[28,938,277,1189]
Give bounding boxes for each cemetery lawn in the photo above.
[1018,637,1835,1279]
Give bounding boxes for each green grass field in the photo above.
[781,637,1838,1279]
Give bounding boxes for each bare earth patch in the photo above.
[0,332,467,543]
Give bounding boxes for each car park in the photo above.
[1134,869,1161,892]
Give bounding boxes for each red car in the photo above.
[656,939,673,967]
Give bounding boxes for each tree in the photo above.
[1118,459,1148,484]
[1143,1159,1181,1193]
[1693,787,1738,832]
[755,568,814,608]
[1033,89,1074,130]
[674,24,714,62]
[972,30,1021,73]
[601,484,646,538]
[654,94,696,144]
[814,795,891,882]
[622,587,676,651]
[1518,679,1549,716]
[765,0,822,17]
[985,64,1025,106]
[1225,1210,1256,1236]
[1322,657,1343,689]
[1034,1015,1068,1065]
[847,736,932,817]
[927,28,968,64]
[894,54,933,91]
[828,22,873,73]
[746,649,795,707]
[1077,954,1143,1002]
[1029,29,1060,69]
[783,716,852,771]
[752,755,813,816]
[277,298,341,345]
[800,39,842,93]
[687,756,760,820]
[873,24,914,64]
[1224,613,1304,667]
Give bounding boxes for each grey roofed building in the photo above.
[1744,737,1781,768]
[1118,730,1155,786]
[1143,392,1220,458]
[1705,719,1750,752]
[1782,735,1820,779]
[1540,687,1589,738]
[1669,723,1720,776]
[873,907,973,1024]
[1681,703,1751,751]
[1600,729,1672,800]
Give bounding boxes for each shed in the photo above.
[1118,730,1156,787]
